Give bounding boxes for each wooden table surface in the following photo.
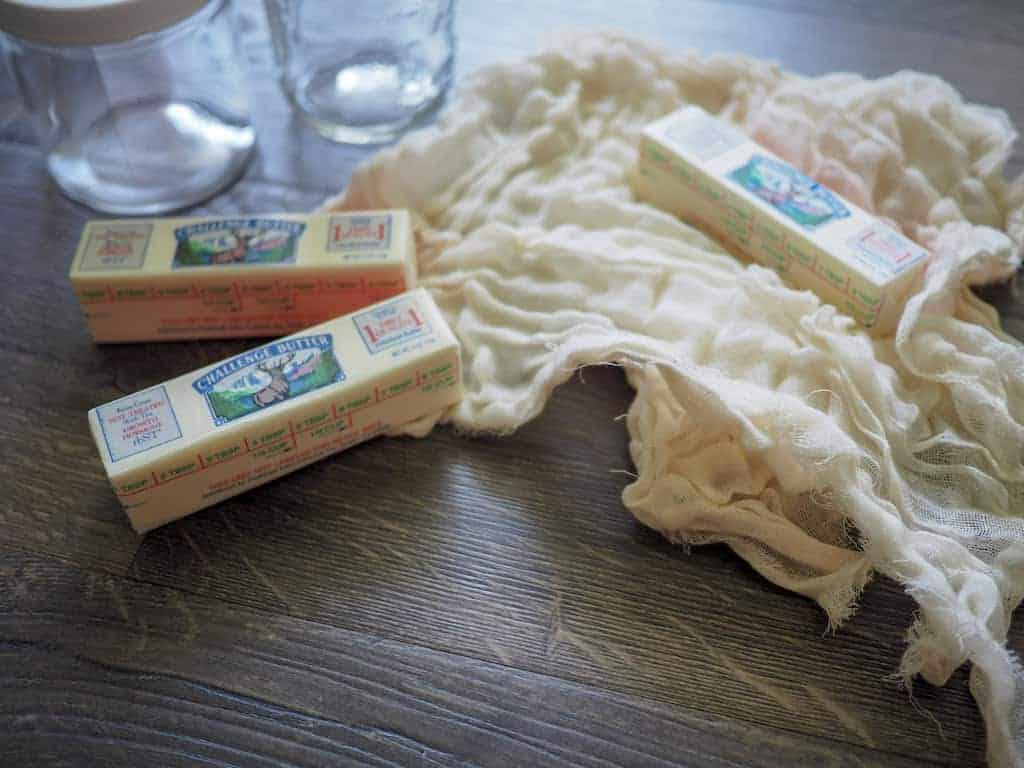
[3,2,1023,766]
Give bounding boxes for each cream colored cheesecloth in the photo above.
[324,32,1024,768]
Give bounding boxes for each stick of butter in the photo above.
[70,210,417,342]
[633,106,930,334]
[87,288,461,533]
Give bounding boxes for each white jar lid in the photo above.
[0,0,211,47]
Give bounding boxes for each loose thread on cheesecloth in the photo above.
[328,31,1024,768]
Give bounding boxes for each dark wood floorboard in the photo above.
[2,1,1022,766]
[0,547,934,768]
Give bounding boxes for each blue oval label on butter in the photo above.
[173,218,307,268]
[192,335,345,425]
[728,155,850,230]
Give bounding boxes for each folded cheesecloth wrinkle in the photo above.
[325,32,1024,768]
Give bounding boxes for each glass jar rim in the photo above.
[0,0,212,47]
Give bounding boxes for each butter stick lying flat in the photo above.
[70,210,417,342]
[633,106,930,334]
[88,288,461,533]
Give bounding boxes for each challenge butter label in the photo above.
[192,335,344,425]
[728,154,851,230]
[173,218,307,268]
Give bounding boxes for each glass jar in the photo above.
[264,0,455,145]
[0,0,255,214]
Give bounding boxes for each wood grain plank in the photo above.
[123,366,993,767]
[705,0,1024,47]
[0,546,933,768]
[0,145,138,571]
[976,281,1024,341]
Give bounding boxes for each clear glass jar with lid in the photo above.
[0,0,255,214]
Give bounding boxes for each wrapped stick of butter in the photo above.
[633,106,930,334]
[70,210,417,342]
[88,288,461,533]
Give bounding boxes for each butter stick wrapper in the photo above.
[88,288,461,533]
[70,210,417,342]
[633,107,929,335]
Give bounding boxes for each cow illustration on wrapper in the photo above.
[172,218,307,268]
[191,335,344,425]
[728,154,850,230]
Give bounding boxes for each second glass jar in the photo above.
[264,0,455,145]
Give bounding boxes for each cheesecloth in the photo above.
[323,32,1024,767]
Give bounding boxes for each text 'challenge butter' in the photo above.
[88,288,462,533]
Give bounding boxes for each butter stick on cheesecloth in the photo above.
[324,32,1024,768]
